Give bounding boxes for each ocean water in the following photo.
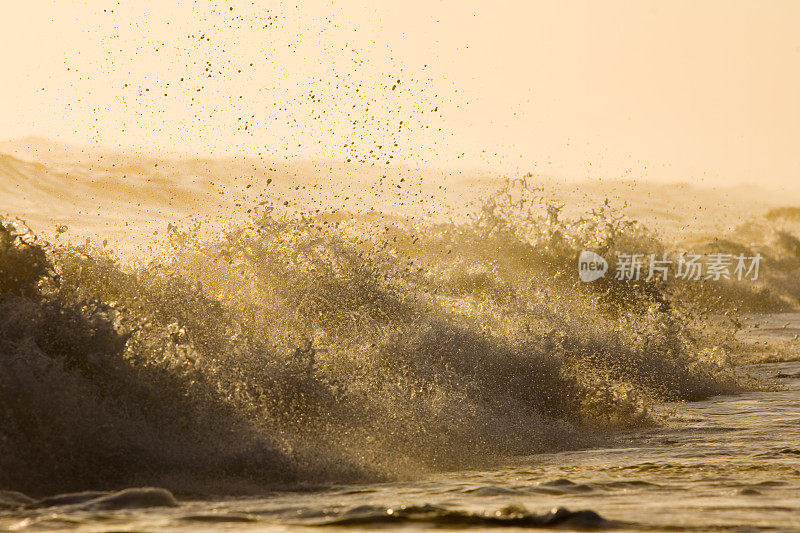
[2,141,800,531]
[1,359,798,531]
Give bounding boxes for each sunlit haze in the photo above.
[2,1,799,187]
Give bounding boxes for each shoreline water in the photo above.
[2,357,798,531]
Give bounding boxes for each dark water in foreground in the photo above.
[2,360,798,532]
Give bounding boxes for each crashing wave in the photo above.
[0,187,745,495]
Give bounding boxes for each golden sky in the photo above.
[1,1,798,187]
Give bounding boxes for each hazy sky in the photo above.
[1,1,798,187]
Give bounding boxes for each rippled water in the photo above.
[2,359,797,532]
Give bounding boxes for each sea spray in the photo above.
[0,191,744,495]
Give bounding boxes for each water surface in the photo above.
[3,360,797,532]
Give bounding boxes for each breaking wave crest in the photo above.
[0,185,743,496]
